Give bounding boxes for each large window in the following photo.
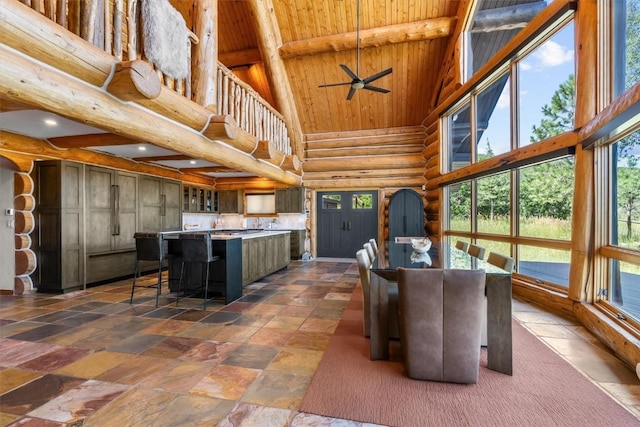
[612,0,640,98]
[597,127,640,321]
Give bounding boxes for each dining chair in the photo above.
[454,240,469,252]
[363,242,376,264]
[467,244,486,260]
[356,249,372,337]
[178,233,220,310]
[369,238,379,256]
[397,267,486,384]
[131,232,168,307]
[487,252,515,272]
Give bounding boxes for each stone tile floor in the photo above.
[0,259,638,426]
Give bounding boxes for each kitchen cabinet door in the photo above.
[218,190,242,213]
[162,179,182,231]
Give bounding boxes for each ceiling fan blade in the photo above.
[346,87,357,101]
[363,67,393,84]
[319,82,353,88]
[340,64,359,80]
[363,84,390,94]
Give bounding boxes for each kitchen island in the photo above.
[164,229,290,304]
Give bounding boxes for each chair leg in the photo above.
[130,260,140,304]
[155,260,162,307]
[203,262,210,310]
[177,261,185,307]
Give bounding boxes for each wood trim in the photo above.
[49,133,139,148]
[435,131,578,186]
[599,246,640,265]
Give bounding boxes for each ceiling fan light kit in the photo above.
[319,0,392,100]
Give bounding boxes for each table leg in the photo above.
[486,273,513,375]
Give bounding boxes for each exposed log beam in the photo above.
[248,0,304,160]
[49,133,137,148]
[0,0,115,87]
[305,126,426,141]
[305,144,424,159]
[306,136,426,150]
[0,132,214,185]
[182,166,236,173]
[279,17,456,59]
[220,48,262,68]
[0,45,302,186]
[303,154,425,173]
[302,167,426,180]
[0,96,33,112]
[303,176,425,189]
[471,1,547,33]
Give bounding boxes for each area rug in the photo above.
[300,289,638,427]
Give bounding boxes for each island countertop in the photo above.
[162,229,290,240]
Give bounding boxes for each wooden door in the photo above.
[316,191,378,258]
[388,189,424,240]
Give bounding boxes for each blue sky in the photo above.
[477,22,575,156]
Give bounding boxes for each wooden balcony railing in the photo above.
[15,0,292,156]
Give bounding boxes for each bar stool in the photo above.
[177,233,220,310]
[131,232,167,307]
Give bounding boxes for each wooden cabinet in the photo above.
[85,167,139,283]
[183,185,216,213]
[276,187,305,213]
[289,229,306,259]
[139,176,182,232]
[34,161,85,292]
[242,233,290,285]
[218,190,243,213]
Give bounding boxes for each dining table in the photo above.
[369,237,513,375]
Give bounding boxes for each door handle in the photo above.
[347,221,351,231]
[111,185,117,236]
[161,194,166,217]
[114,185,120,235]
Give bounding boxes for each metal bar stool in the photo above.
[177,233,220,310]
[131,232,167,307]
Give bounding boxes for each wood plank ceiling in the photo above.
[219,0,460,136]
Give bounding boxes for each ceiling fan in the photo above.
[318,0,392,101]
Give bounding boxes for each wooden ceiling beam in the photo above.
[248,0,305,160]
[48,133,139,148]
[279,17,456,59]
[220,48,263,68]
[182,166,237,173]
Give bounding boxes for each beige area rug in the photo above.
[300,288,638,427]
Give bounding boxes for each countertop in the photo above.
[162,229,291,240]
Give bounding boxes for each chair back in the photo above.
[369,238,379,256]
[467,244,486,260]
[134,232,164,262]
[487,252,515,272]
[179,233,214,263]
[397,267,486,384]
[363,242,375,263]
[355,249,371,285]
[455,240,469,252]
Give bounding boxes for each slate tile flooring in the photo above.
[1,259,639,426]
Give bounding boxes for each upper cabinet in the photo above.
[276,187,306,213]
[183,184,216,213]
[218,190,243,214]
[139,176,182,232]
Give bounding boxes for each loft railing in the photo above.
[16,0,292,156]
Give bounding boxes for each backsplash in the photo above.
[182,213,306,231]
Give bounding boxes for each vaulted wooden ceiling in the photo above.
[216,0,461,136]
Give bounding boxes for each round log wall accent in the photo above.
[14,170,35,295]
[15,234,31,250]
[15,249,36,276]
[14,194,35,211]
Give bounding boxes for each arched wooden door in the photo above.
[388,189,424,240]
[316,191,378,258]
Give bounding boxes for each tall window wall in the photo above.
[594,0,640,325]
[443,16,576,289]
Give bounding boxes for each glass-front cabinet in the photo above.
[183,185,216,213]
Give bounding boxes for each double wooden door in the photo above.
[316,191,378,258]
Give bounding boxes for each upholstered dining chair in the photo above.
[467,244,486,260]
[397,267,486,384]
[363,242,376,264]
[455,240,469,252]
[369,238,379,256]
[487,252,515,272]
[356,249,372,336]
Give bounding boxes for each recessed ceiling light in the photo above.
[190,160,196,164]
[138,146,146,151]
[44,118,57,126]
